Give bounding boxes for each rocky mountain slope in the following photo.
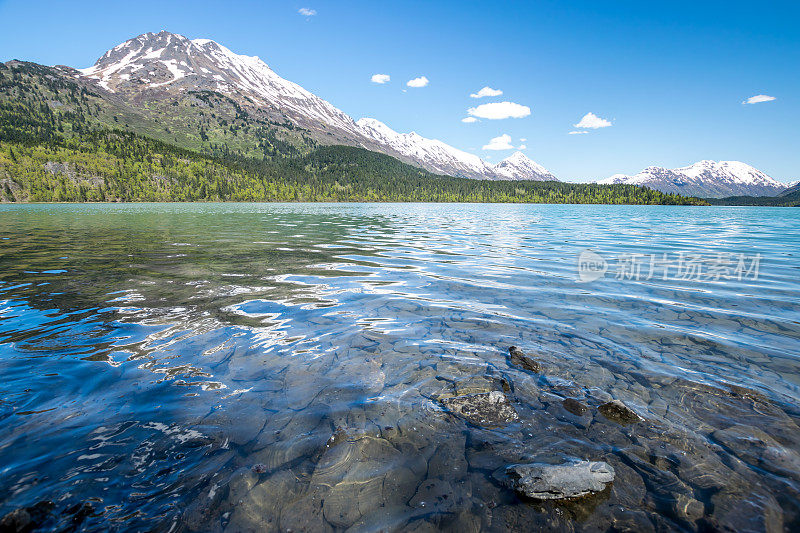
[598,160,787,198]
[76,31,556,181]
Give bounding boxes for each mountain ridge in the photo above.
[75,31,556,181]
[355,118,554,181]
[597,160,787,198]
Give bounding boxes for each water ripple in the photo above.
[0,203,799,531]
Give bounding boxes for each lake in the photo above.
[1,203,799,532]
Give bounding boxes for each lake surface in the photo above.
[1,203,799,532]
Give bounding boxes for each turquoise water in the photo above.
[0,203,799,531]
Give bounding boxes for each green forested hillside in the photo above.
[706,189,800,207]
[0,60,707,205]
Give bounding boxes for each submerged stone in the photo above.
[598,399,642,424]
[501,461,615,500]
[508,346,542,373]
[712,424,800,478]
[409,478,466,513]
[0,501,54,532]
[562,397,588,416]
[440,391,518,428]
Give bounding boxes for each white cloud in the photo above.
[407,76,429,88]
[470,86,503,98]
[518,144,527,150]
[573,112,612,129]
[371,74,390,84]
[569,130,588,135]
[743,94,776,104]
[483,134,514,150]
[520,138,527,142]
[298,7,316,16]
[468,101,531,120]
[461,117,478,123]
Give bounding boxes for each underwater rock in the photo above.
[621,452,705,525]
[501,461,615,500]
[312,434,401,486]
[404,518,440,532]
[306,432,418,528]
[278,486,332,533]
[344,505,418,533]
[709,486,783,533]
[227,467,259,505]
[712,424,800,479]
[507,346,542,373]
[562,397,588,416]
[203,400,269,446]
[598,399,642,425]
[0,509,33,532]
[0,501,54,532]
[381,466,420,507]
[444,510,483,533]
[249,433,325,473]
[440,391,518,428]
[427,437,468,480]
[409,478,466,514]
[184,480,225,531]
[453,376,499,396]
[251,463,268,474]
[324,481,365,528]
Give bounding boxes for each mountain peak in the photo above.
[493,151,555,181]
[77,31,361,138]
[503,151,530,163]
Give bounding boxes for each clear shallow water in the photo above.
[0,202,798,532]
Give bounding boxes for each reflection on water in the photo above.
[0,203,799,531]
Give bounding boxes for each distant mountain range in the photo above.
[0,30,791,204]
[597,160,789,198]
[75,31,553,181]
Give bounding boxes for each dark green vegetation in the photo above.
[707,185,800,207]
[0,61,707,204]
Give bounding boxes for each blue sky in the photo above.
[1,0,797,182]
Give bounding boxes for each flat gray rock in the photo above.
[503,461,615,500]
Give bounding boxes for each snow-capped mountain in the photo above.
[356,118,555,181]
[77,31,556,181]
[78,31,364,141]
[493,151,557,181]
[598,160,786,198]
